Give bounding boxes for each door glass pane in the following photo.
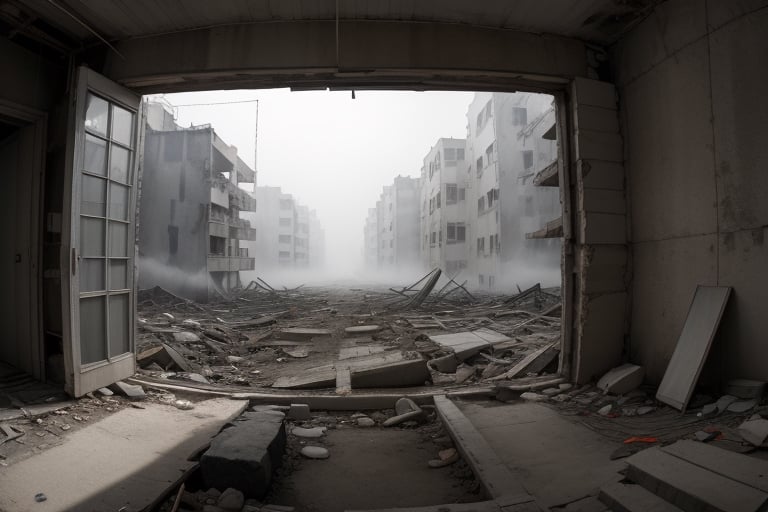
[80,258,105,292]
[80,296,106,364]
[108,183,129,220]
[108,222,128,257]
[84,94,108,136]
[81,175,106,216]
[110,145,130,184]
[109,294,130,356]
[111,105,134,147]
[84,135,107,176]
[80,217,105,256]
[109,259,128,290]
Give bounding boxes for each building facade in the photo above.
[420,138,470,276]
[367,176,421,271]
[465,92,561,290]
[138,101,257,302]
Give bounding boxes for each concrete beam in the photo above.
[103,21,587,93]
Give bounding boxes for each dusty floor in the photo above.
[269,423,482,512]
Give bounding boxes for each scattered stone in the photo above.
[428,448,459,468]
[597,364,644,395]
[226,355,245,363]
[292,426,326,438]
[284,349,309,358]
[551,394,570,403]
[34,493,46,503]
[455,364,475,384]
[558,383,573,391]
[108,381,146,400]
[370,411,387,423]
[694,430,720,442]
[162,312,175,321]
[357,417,375,427]
[715,395,738,412]
[383,398,424,427]
[173,331,201,342]
[96,387,113,396]
[597,404,613,416]
[206,489,222,498]
[217,488,245,511]
[174,399,194,410]
[182,319,202,328]
[300,446,329,459]
[287,404,311,420]
[636,406,655,416]
[170,372,209,384]
[351,413,368,419]
[520,392,547,402]
[541,387,560,396]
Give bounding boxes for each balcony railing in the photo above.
[207,256,255,272]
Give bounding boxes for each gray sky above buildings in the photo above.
[152,89,474,275]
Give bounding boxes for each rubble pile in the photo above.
[135,279,563,392]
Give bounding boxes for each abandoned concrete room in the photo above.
[1,0,767,511]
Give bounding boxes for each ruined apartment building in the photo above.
[466,92,561,290]
[370,176,421,270]
[363,207,378,269]
[138,101,257,302]
[241,187,324,270]
[420,138,470,276]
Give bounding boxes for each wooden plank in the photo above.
[662,440,768,493]
[626,446,768,512]
[599,482,683,512]
[656,286,732,411]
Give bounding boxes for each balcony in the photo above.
[209,221,228,238]
[228,183,257,211]
[207,256,256,272]
[230,225,256,241]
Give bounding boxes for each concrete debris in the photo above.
[134,284,561,395]
[300,446,330,459]
[428,448,459,468]
[173,399,194,410]
[597,364,644,395]
[108,381,146,400]
[520,392,547,402]
[383,397,425,427]
[727,399,758,413]
[738,415,768,446]
[357,417,375,427]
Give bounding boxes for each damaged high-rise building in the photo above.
[367,176,421,271]
[138,100,257,301]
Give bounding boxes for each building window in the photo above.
[485,142,495,165]
[436,191,441,209]
[458,187,466,201]
[446,184,458,204]
[447,223,466,243]
[279,234,292,243]
[478,196,486,214]
[477,237,485,256]
[279,251,291,258]
[280,198,292,210]
[522,150,534,170]
[168,226,178,255]
[444,147,456,160]
[479,274,485,285]
[489,275,495,289]
[457,224,466,242]
[476,156,484,174]
[457,148,465,160]
[430,231,436,245]
[476,112,483,132]
[512,107,527,126]
[279,217,292,227]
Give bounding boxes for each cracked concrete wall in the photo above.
[614,0,768,384]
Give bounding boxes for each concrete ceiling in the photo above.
[12,0,656,48]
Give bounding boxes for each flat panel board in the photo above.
[663,440,768,493]
[599,482,683,512]
[656,286,731,410]
[626,447,768,512]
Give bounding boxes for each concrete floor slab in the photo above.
[0,398,247,512]
[457,402,624,508]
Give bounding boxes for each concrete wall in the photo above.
[138,128,211,301]
[613,0,768,384]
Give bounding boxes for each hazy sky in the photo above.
[151,89,474,273]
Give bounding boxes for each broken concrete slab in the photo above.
[738,416,768,446]
[345,325,382,335]
[137,343,192,372]
[428,329,510,360]
[350,357,430,389]
[172,331,201,342]
[276,328,332,341]
[597,363,644,395]
[287,404,310,420]
[201,410,286,499]
[108,380,146,400]
[272,367,337,390]
[338,345,387,360]
[292,426,326,438]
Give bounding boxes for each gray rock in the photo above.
[357,417,375,427]
[520,392,547,402]
[201,411,286,499]
[108,381,146,400]
[637,406,655,415]
[301,446,329,459]
[541,387,560,396]
[217,488,245,511]
[597,404,613,416]
[395,397,420,415]
[558,383,573,391]
[292,426,326,438]
[226,355,245,363]
[727,399,758,413]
